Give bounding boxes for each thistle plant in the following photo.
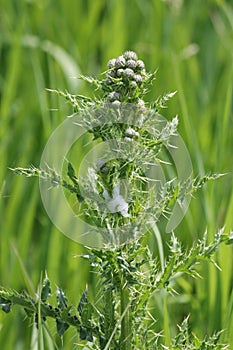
[1,51,232,349]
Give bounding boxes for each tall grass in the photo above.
[0,0,232,348]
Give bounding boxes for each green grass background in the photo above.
[0,0,233,348]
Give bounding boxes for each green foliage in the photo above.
[0,229,231,348]
[2,48,233,349]
[162,316,228,350]
[1,1,233,349]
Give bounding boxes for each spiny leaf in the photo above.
[154,228,230,291]
[80,326,94,342]
[0,300,12,313]
[41,277,51,302]
[77,287,93,327]
[56,318,69,337]
[192,173,226,192]
[56,288,68,310]
[78,287,88,317]
[153,91,177,112]
[10,166,41,178]
[226,231,233,245]
[79,75,101,89]
[67,162,84,202]
[46,88,89,109]
[67,162,77,182]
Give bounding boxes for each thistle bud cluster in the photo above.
[103,51,150,105]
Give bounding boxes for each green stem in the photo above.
[163,293,171,347]
[103,289,115,348]
[120,284,131,350]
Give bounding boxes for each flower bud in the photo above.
[124,137,132,142]
[126,59,137,69]
[134,74,143,84]
[107,58,116,69]
[111,100,121,108]
[129,80,137,89]
[105,77,113,85]
[137,99,146,112]
[108,91,121,102]
[116,68,124,77]
[101,166,109,174]
[136,60,145,71]
[96,160,106,168]
[96,160,109,175]
[123,51,138,61]
[123,68,134,80]
[125,128,139,138]
[115,55,126,69]
[108,70,116,78]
